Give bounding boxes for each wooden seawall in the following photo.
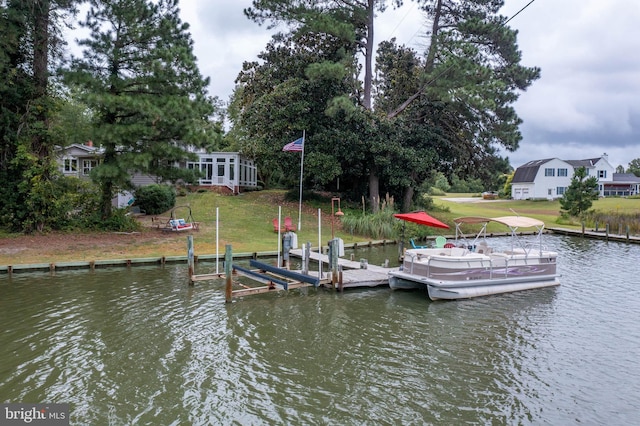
[548,227,640,244]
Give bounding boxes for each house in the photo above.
[58,142,102,178]
[56,143,258,206]
[511,154,640,200]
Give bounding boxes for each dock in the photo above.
[289,248,397,289]
[189,243,396,301]
[548,227,640,244]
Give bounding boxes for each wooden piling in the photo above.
[187,235,194,285]
[225,245,232,303]
[329,239,338,289]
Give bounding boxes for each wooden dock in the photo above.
[289,248,397,289]
[189,243,397,301]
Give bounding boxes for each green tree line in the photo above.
[3,0,591,233]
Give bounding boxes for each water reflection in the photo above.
[0,236,639,424]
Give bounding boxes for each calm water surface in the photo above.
[1,235,639,424]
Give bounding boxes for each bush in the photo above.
[135,184,176,215]
[78,208,141,232]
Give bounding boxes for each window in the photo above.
[598,170,607,178]
[548,189,553,196]
[557,187,566,195]
[64,158,78,172]
[217,158,225,177]
[82,160,97,176]
[545,168,555,177]
[558,168,568,177]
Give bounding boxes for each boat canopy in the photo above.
[454,216,544,230]
[453,215,546,254]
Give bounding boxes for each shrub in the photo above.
[135,184,176,215]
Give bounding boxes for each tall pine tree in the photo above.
[0,0,80,232]
[64,0,214,218]
[242,0,538,212]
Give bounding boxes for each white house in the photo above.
[56,143,258,205]
[58,143,102,178]
[511,154,640,200]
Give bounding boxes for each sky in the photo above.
[76,0,640,170]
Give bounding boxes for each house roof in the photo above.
[514,155,618,184]
[565,158,600,168]
[56,143,103,156]
[611,173,640,184]
[512,158,554,183]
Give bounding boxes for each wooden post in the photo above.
[187,235,194,285]
[303,242,310,275]
[581,221,585,235]
[606,223,609,241]
[329,238,338,289]
[626,225,630,241]
[225,244,233,303]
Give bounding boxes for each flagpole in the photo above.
[297,130,305,231]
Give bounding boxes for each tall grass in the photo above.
[340,195,397,239]
[584,211,640,234]
[340,209,397,239]
[338,194,451,241]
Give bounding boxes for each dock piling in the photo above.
[225,245,232,303]
[187,235,194,285]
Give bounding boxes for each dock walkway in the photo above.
[289,249,397,288]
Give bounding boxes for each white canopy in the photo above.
[454,216,545,229]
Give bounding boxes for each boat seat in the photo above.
[476,241,490,254]
[410,239,426,249]
[435,236,447,248]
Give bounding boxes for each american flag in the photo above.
[282,137,304,152]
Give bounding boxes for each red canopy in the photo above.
[393,211,449,229]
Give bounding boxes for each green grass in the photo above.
[434,193,640,234]
[183,191,640,248]
[3,190,639,265]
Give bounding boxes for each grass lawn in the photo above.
[1,190,638,265]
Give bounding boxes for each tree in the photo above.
[501,171,514,199]
[0,0,80,232]
[241,0,539,212]
[559,167,599,218]
[375,13,533,209]
[245,0,404,210]
[64,0,215,219]
[627,158,640,177]
[230,31,352,189]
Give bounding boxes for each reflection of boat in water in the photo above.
[389,216,560,300]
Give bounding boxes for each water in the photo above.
[1,235,639,424]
